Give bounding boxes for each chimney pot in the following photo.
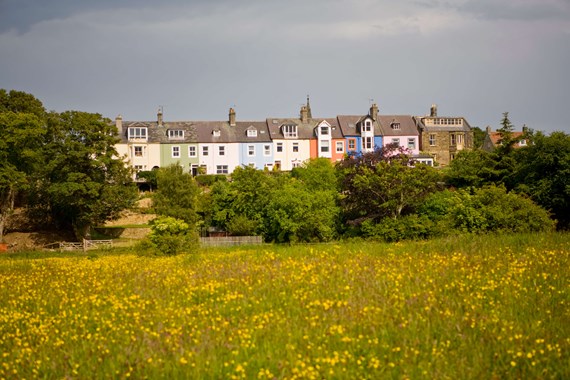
[430,104,438,117]
[229,107,236,127]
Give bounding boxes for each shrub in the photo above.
[145,216,198,256]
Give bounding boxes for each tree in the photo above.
[338,146,441,226]
[0,111,45,241]
[263,181,339,243]
[30,111,137,239]
[153,164,200,225]
[0,90,47,241]
[512,131,570,229]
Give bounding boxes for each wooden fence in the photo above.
[59,239,113,252]
[200,236,263,247]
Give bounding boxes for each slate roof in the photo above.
[378,115,419,137]
[337,115,383,136]
[118,120,271,144]
[266,118,317,139]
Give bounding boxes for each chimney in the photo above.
[486,125,492,134]
[306,95,312,119]
[157,107,163,127]
[370,103,378,121]
[300,105,308,123]
[229,107,236,127]
[430,104,438,117]
[522,124,528,133]
[115,114,123,134]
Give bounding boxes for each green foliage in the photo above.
[264,182,339,243]
[136,170,158,190]
[471,126,486,149]
[512,131,570,229]
[420,186,555,234]
[145,216,198,255]
[0,91,47,240]
[226,214,258,236]
[153,164,199,225]
[194,174,227,187]
[339,147,441,224]
[29,111,137,239]
[291,158,339,192]
[360,214,436,242]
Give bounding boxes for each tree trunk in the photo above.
[0,187,16,242]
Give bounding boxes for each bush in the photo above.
[145,216,198,256]
[361,215,436,242]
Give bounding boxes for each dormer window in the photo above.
[320,126,329,135]
[362,120,372,132]
[212,130,221,137]
[128,127,147,140]
[391,122,401,130]
[168,130,184,139]
[247,129,258,137]
[282,124,298,138]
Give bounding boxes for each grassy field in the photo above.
[0,233,568,379]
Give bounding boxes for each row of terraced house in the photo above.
[115,100,474,176]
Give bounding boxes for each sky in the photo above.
[1,0,569,133]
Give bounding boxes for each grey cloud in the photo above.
[458,0,570,21]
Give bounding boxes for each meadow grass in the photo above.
[0,233,568,379]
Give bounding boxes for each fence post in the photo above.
[83,238,87,253]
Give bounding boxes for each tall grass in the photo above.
[0,233,568,379]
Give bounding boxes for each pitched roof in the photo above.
[487,131,525,147]
[377,115,419,137]
[337,115,382,136]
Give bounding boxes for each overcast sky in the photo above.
[1,0,569,133]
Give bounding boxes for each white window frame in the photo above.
[407,138,416,149]
[320,126,329,135]
[248,145,255,157]
[188,146,197,157]
[216,165,229,174]
[218,145,225,156]
[282,124,298,138]
[264,144,271,156]
[276,142,283,152]
[202,146,209,156]
[168,130,184,139]
[429,134,436,146]
[292,143,299,152]
[320,140,330,153]
[336,141,344,153]
[363,137,373,150]
[247,129,258,137]
[172,146,180,158]
[134,146,143,157]
[348,139,356,151]
[128,127,147,140]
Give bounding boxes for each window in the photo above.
[134,146,143,157]
[216,165,229,174]
[264,145,271,156]
[407,138,416,149]
[320,126,329,135]
[168,130,184,139]
[363,120,372,132]
[134,165,144,172]
[188,146,197,157]
[276,142,283,152]
[519,139,527,146]
[429,134,436,146]
[450,153,456,161]
[218,146,225,156]
[212,130,221,137]
[248,145,255,156]
[391,138,400,145]
[391,122,401,130]
[202,146,209,156]
[336,141,344,153]
[348,139,356,151]
[363,137,373,150]
[172,146,180,158]
[457,134,464,145]
[282,124,298,138]
[292,160,301,168]
[128,127,147,140]
[320,140,330,153]
[247,129,258,137]
[451,134,457,146]
[292,143,299,152]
